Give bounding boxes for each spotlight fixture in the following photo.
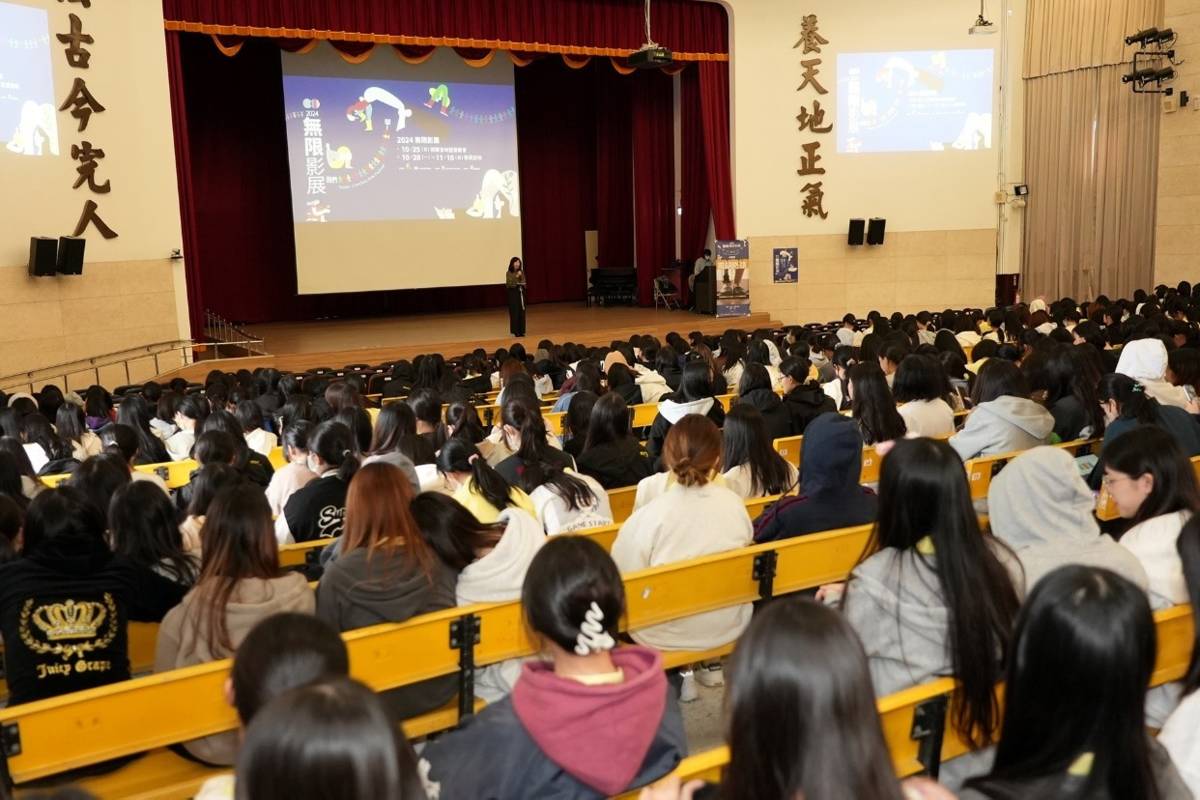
[1125,27,1160,46]
[1123,64,1176,95]
[968,0,996,35]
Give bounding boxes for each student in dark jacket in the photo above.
[561,391,598,461]
[655,348,683,392]
[420,536,685,799]
[753,412,878,542]
[735,363,791,443]
[281,421,358,543]
[1090,373,1200,488]
[777,356,838,436]
[0,486,186,705]
[493,397,575,487]
[577,393,654,489]
[605,363,643,407]
[646,362,726,462]
[317,463,458,720]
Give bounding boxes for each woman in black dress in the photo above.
[506,256,526,337]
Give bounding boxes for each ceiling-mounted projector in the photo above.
[969,1,997,35]
[627,0,674,68]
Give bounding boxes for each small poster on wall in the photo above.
[715,239,750,318]
[773,247,798,284]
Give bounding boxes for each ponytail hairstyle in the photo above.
[342,462,436,583]
[847,363,906,445]
[522,535,624,658]
[1101,425,1200,526]
[437,437,518,513]
[831,345,859,410]
[281,420,313,463]
[333,407,372,456]
[847,438,1019,749]
[308,420,360,483]
[722,404,795,496]
[662,414,722,488]
[500,398,595,511]
[410,492,505,571]
[445,400,484,446]
[1097,373,1161,426]
[407,389,446,450]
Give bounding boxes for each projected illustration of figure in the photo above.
[5,101,59,156]
[345,87,414,132]
[305,199,331,223]
[466,169,520,219]
[325,143,353,169]
[425,84,452,116]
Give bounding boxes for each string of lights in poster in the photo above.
[772,13,831,287]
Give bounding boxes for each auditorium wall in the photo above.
[719,0,1026,323]
[1156,0,1200,288]
[0,0,188,389]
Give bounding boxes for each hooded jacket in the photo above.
[635,370,672,404]
[420,647,685,799]
[735,388,792,442]
[645,396,725,462]
[316,544,459,717]
[809,352,835,384]
[1121,509,1192,610]
[576,437,655,489]
[155,572,315,764]
[531,473,614,535]
[1117,338,1192,409]
[987,447,1149,595]
[781,382,837,435]
[948,396,1055,461]
[754,413,878,542]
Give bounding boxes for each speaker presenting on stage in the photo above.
[506,256,526,337]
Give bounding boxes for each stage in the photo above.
[161,304,781,382]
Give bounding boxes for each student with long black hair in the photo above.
[561,391,597,460]
[279,420,359,543]
[838,438,1020,760]
[576,392,653,489]
[20,413,73,474]
[408,389,446,453]
[116,396,170,464]
[438,437,536,523]
[949,359,1054,461]
[166,393,209,461]
[366,402,435,471]
[646,361,725,462]
[720,404,797,499]
[202,410,274,488]
[961,565,1191,800]
[1022,344,1105,441]
[99,423,171,495]
[55,402,102,461]
[109,480,199,586]
[735,363,791,442]
[848,363,907,447]
[1096,374,1200,470]
[777,355,836,436]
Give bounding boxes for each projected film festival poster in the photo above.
[283,76,519,224]
[715,239,750,318]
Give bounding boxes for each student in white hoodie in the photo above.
[645,361,726,464]
[1117,337,1193,409]
[1102,426,1200,609]
[892,354,957,439]
[949,359,1054,461]
[165,394,209,462]
[412,492,544,702]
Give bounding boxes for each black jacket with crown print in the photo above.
[0,549,185,705]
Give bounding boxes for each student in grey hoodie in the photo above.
[987,447,1149,595]
[950,359,1054,461]
[645,361,725,462]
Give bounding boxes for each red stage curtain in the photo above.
[165,32,206,336]
[162,0,729,59]
[631,70,675,307]
[679,64,710,305]
[698,61,735,240]
[594,67,634,270]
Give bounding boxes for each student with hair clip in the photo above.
[116,396,170,464]
[156,483,315,766]
[778,355,836,436]
[577,392,654,489]
[822,345,859,410]
[99,424,170,495]
[55,403,101,461]
[720,404,798,499]
[1095,374,1200,478]
[181,463,243,554]
[317,463,459,718]
[166,393,209,461]
[1102,426,1200,609]
[0,486,186,705]
[237,677,426,800]
[848,363,907,448]
[734,363,790,441]
[960,565,1191,800]
[834,438,1020,778]
[437,437,536,523]
[614,415,752,693]
[279,420,359,543]
[646,361,726,462]
[892,354,956,438]
[109,481,199,586]
[236,400,277,458]
[264,420,316,519]
[422,536,685,797]
[949,358,1054,461]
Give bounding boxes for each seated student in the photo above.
[720,405,798,500]
[421,536,685,798]
[437,438,536,523]
[21,413,75,475]
[777,355,836,436]
[987,447,1148,594]
[877,341,909,388]
[733,363,790,442]
[117,396,170,468]
[1117,336,1192,409]
[151,391,181,443]
[203,411,275,488]
[166,394,209,461]
[155,483,315,766]
[236,400,277,458]
[109,481,199,587]
[613,415,753,657]
[55,403,102,461]
[362,403,428,488]
[493,397,576,482]
[264,420,316,519]
[181,463,243,554]
[413,491,543,701]
[0,487,186,705]
[1161,516,1200,797]
[1093,374,1200,485]
[65,453,130,519]
[551,363,602,413]
[408,389,446,454]
[893,354,956,438]
[949,359,1054,461]
[960,565,1191,800]
[317,463,458,718]
[577,393,654,490]
[560,390,597,460]
[645,361,726,463]
[848,363,907,449]
[0,493,20,565]
[606,362,644,407]
[821,346,858,411]
[0,437,42,501]
[1102,427,1199,609]
[99,423,171,495]
[753,413,877,542]
[237,678,426,800]
[1023,344,1105,442]
[279,420,358,543]
[836,439,1019,764]
[381,359,415,399]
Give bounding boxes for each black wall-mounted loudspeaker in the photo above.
[56,236,86,275]
[28,237,57,277]
[848,218,866,246]
[867,217,887,246]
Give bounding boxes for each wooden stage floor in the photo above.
[165,303,781,381]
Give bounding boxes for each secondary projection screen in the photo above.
[836,49,994,154]
[0,1,59,159]
[281,48,522,294]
